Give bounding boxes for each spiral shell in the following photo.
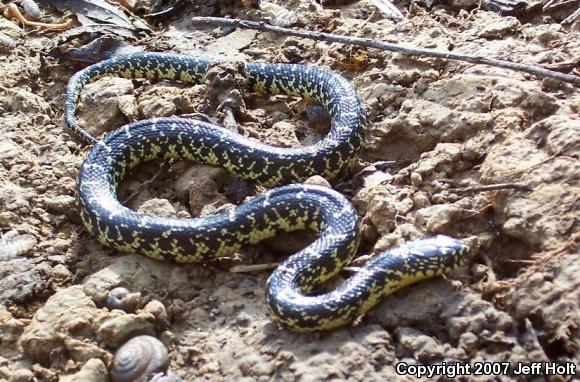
[0,33,16,52]
[149,372,182,382]
[21,0,41,20]
[110,335,169,382]
[106,287,142,312]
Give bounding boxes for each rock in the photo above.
[442,291,514,339]
[143,300,169,331]
[8,368,34,382]
[528,115,579,157]
[0,140,23,166]
[265,121,301,148]
[51,264,72,284]
[520,91,559,118]
[478,16,520,39]
[415,204,463,233]
[458,332,478,353]
[0,182,33,213]
[482,136,578,249]
[0,234,36,258]
[20,286,99,363]
[96,311,156,348]
[137,85,182,118]
[76,77,135,138]
[43,195,76,215]
[364,187,398,235]
[259,1,297,27]
[64,337,112,364]
[410,172,422,187]
[396,327,444,362]
[305,104,330,132]
[235,312,252,327]
[175,164,228,199]
[60,358,107,382]
[412,192,430,209]
[175,164,231,215]
[137,198,177,218]
[0,305,26,352]
[82,256,175,306]
[0,257,46,305]
[304,175,331,188]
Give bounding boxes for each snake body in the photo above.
[66,53,469,331]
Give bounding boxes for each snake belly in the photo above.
[67,52,469,331]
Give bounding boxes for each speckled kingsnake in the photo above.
[66,52,469,331]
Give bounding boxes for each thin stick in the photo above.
[229,263,279,273]
[191,17,580,86]
[491,141,575,179]
[449,183,533,193]
[3,3,74,30]
[562,7,580,24]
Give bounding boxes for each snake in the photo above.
[65,52,470,332]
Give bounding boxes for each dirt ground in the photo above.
[0,0,578,381]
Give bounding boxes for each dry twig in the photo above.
[229,263,279,273]
[3,3,73,30]
[191,17,580,86]
[449,183,533,193]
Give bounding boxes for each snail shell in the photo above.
[149,372,182,382]
[110,335,169,382]
[106,287,142,312]
[21,0,42,20]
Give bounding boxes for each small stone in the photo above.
[143,300,169,330]
[44,195,76,214]
[60,358,107,382]
[306,104,331,132]
[267,121,301,148]
[174,164,230,214]
[77,77,134,138]
[64,338,112,364]
[20,286,99,363]
[51,264,72,283]
[9,368,34,382]
[304,175,331,188]
[396,327,444,362]
[235,312,252,327]
[412,192,430,208]
[96,312,156,348]
[471,264,488,279]
[415,204,463,232]
[138,92,177,118]
[458,332,478,353]
[138,199,177,218]
[479,17,520,39]
[410,172,423,187]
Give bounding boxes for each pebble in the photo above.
[96,312,156,348]
[8,368,35,382]
[138,199,177,218]
[235,312,252,327]
[20,286,99,363]
[60,358,107,382]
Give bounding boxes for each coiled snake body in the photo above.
[66,53,469,331]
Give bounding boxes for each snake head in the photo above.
[402,235,470,278]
